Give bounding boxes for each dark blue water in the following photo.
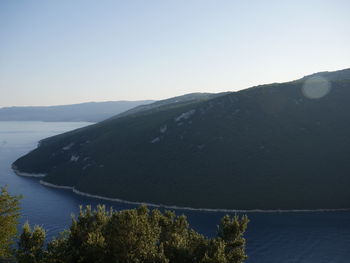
[1,121,349,263]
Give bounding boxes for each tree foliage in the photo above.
[0,186,21,261]
[16,205,249,263]
[17,222,46,263]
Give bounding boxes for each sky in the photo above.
[0,0,349,107]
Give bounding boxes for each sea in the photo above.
[0,121,349,263]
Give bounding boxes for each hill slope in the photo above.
[13,69,350,210]
[112,93,223,120]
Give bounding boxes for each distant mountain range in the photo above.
[0,100,154,122]
[13,68,350,210]
[0,94,217,123]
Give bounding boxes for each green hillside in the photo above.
[13,69,350,210]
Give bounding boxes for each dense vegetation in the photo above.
[0,187,21,260]
[0,189,249,263]
[13,69,350,210]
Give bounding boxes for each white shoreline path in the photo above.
[13,167,350,213]
[12,167,46,178]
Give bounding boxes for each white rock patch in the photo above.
[63,143,74,150]
[83,164,91,170]
[175,109,196,122]
[160,125,167,133]
[70,155,79,162]
[150,137,160,143]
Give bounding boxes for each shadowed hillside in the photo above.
[13,69,350,210]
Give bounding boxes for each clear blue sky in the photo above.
[0,0,349,107]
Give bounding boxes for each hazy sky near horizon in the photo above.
[1,0,349,107]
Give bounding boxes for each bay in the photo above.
[0,121,349,263]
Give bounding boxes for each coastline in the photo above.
[12,165,46,178]
[13,167,350,213]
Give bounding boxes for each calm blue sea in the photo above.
[0,121,349,263]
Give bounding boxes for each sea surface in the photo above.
[0,121,349,263]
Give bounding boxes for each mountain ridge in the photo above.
[0,100,154,122]
[13,68,350,210]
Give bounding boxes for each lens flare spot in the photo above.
[302,76,331,99]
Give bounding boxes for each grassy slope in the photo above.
[14,69,350,209]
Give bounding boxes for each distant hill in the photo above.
[0,93,217,123]
[13,68,350,210]
[0,100,154,122]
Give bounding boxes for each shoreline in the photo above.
[13,167,350,213]
[12,166,46,178]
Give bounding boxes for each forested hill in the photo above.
[13,68,350,210]
[0,100,154,122]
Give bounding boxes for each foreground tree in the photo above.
[16,205,249,263]
[16,223,46,263]
[0,186,21,261]
[218,215,249,263]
